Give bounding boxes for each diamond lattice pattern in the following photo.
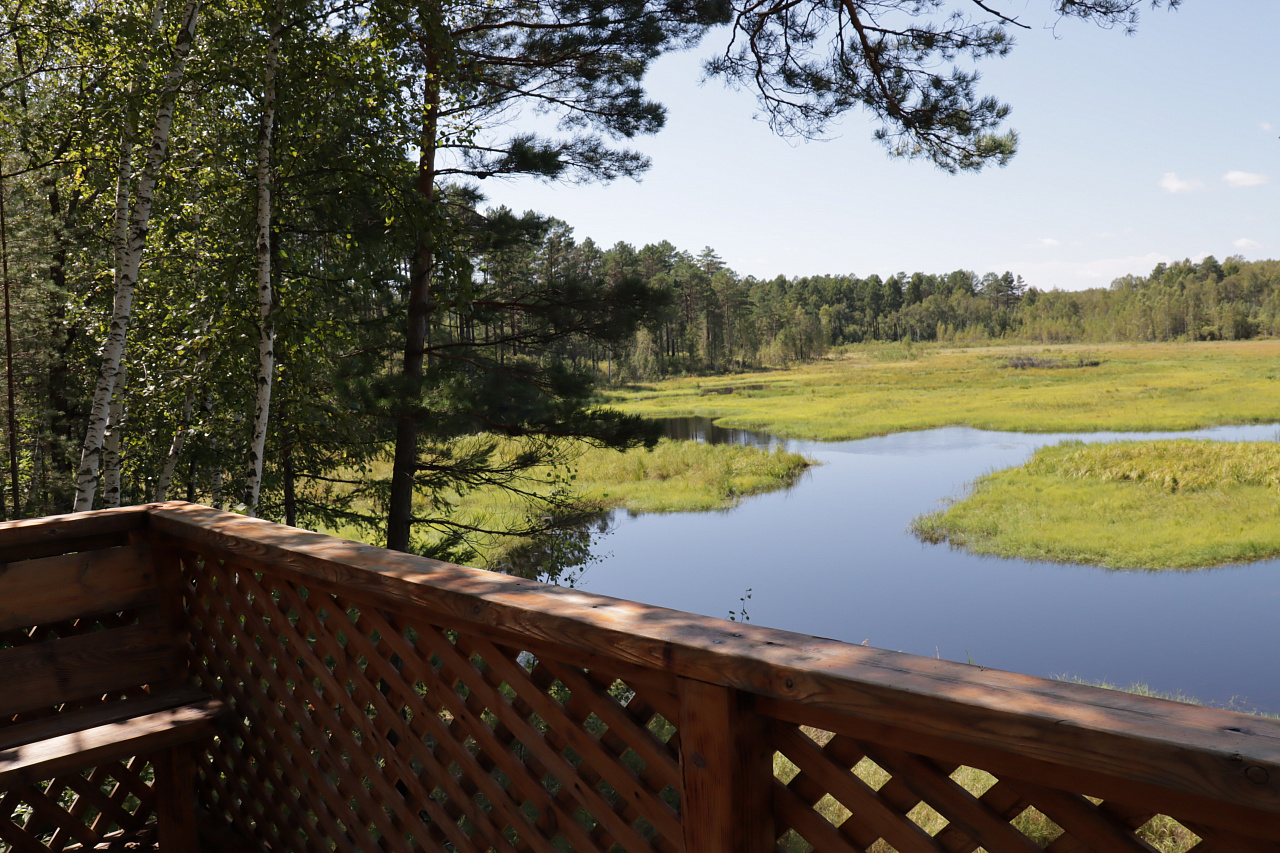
[771,721,1280,853]
[1,610,161,853]
[182,546,683,853]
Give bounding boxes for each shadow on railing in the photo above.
[2,502,1279,852]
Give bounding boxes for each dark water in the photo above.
[560,418,1280,713]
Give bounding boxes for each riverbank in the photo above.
[911,439,1280,569]
[324,437,812,564]
[604,340,1280,440]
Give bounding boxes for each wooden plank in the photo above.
[859,742,1043,853]
[149,504,1280,829]
[1001,779,1160,853]
[0,699,225,788]
[774,721,939,853]
[0,504,153,561]
[0,687,208,751]
[677,677,774,853]
[0,544,156,633]
[0,624,180,717]
[762,697,1280,842]
[0,532,136,565]
[154,743,200,853]
[1183,821,1280,853]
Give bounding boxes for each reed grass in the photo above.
[912,439,1280,569]
[606,341,1280,441]
[322,437,811,564]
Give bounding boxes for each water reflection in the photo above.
[661,416,781,448]
[493,511,614,588]
[563,419,1280,713]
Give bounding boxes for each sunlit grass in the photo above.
[605,341,1280,441]
[912,440,1280,569]
[321,436,812,564]
[574,438,811,513]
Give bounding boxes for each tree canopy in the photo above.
[0,0,1187,555]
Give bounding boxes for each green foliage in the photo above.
[323,435,811,565]
[913,439,1280,570]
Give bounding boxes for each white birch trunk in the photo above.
[101,365,127,507]
[154,391,193,501]
[73,0,202,512]
[244,15,283,517]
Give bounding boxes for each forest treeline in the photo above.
[494,227,1280,377]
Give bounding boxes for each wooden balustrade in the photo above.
[2,502,1279,852]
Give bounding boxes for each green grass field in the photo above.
[606,340,1280,569]
[605,341,1280,440]
[322,437,812,564]
[912,439,1280,569]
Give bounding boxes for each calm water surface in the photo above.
[569,419,1280,712]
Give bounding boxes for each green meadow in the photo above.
[606,340,1280,569]
[606,340,1280,440]
[325,437,812,564]
[911,439,1280,569]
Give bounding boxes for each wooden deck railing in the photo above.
[3,502,1279,852]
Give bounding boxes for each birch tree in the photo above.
[72,0,201,511]
[244,5,284,516]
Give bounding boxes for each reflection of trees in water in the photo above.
[661,417,779,448]
[494,511,615,587]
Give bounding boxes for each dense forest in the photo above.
[487,227,1280,376]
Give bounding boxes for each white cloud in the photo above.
[1018,252,1170,292]
[1234,238,1261,250]
[1263,122,1274,132]
[1223,170,1269,188]
[1035,238,1061,248]
[1159,173,1204,193]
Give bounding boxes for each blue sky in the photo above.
[480,1,1277,291]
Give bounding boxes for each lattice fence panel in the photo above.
[0,759,157,852]
[2,604,165,853]
[770,720,1280,853]
[181,545,683,853]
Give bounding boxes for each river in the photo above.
[543,418,1280,713]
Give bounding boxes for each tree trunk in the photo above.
[73,0,201,511]
[154,391,193,501]
[386,36,440,553]
[101,365,127,508]
[0,168,15,519]
[244,11,283,517]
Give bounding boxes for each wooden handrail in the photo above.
[4,502,1279,850]
[143,503,1280,829]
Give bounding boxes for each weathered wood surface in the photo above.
[0,696,225,788]
[0,687,209,752]
[154,743,202,853]
[0,624,180,718]
[677,678,773,853]
[149,502,1280,829]
[0,504,151,563]
[0,544,155,633]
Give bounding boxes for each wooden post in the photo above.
[153,743,200,851]
[677,677,774,853]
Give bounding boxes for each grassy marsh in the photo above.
[605,341,1280,440]
[912,439,1280,569]
[324,437,812,564]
